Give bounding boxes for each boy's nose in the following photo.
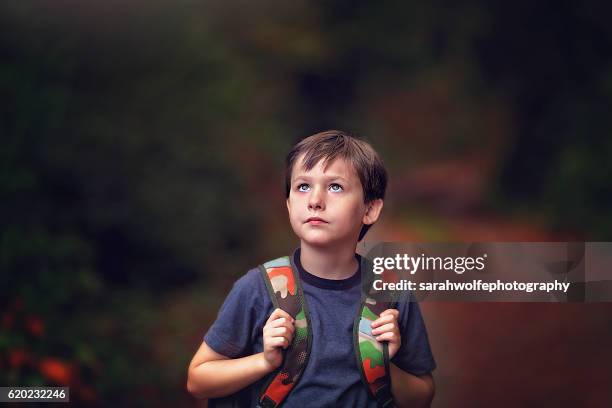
[308,187,325,210]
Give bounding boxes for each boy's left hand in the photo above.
[371,309,401,359]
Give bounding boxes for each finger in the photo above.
[281,321,296,336]
[380,309,400,318]
[269,317,296,331]
[264,330,292,346]
[371,322,397,335]
[371,314,395,328]
[263,322,294,342]
[269,326,294,339]
[375,331,399,342]
[267,308,289,323]
[277,309,294,322]
[270,336,291,349]
[267,308,293,324]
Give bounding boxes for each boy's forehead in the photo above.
[292,154,359,180]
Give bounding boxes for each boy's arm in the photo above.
[187,308,295,400]
[187,341,275,399]
[389,364,435,408]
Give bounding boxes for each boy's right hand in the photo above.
[262,308,295,370]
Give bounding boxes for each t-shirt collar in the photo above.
[292,248,362,290]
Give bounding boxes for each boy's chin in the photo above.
[298,233,354,249]
[300,238,332,248]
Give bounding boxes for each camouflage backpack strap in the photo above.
[354,268,400,408]
[257,256,312,408]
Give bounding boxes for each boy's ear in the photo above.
[362,199,383,226]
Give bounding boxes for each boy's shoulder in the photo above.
[227,266,269,303]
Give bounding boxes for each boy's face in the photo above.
[286,155,382,249]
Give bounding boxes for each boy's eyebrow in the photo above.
[292,175,350,183]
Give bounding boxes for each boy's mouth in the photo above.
[305,217,328,225]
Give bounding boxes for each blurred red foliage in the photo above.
[39,358,73,385]
[9,349,30,368]
[26,315,45,337]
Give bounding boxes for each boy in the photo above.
[187,131,436,407]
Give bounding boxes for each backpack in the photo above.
[255,255,398,408]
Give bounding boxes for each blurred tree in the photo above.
[476,1,612,238]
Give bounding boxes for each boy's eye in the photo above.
[329,183,343,192]
[297,183,310,192]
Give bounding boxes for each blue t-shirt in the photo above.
[204,249,436,407]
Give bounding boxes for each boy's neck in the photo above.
[299,242,358,280]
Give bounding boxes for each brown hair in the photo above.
[285,130,387,240]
